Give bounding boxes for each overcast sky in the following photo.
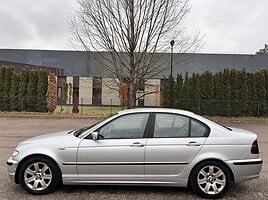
[0,0,267,54]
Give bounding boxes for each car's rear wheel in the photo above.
[19,156,61,195]
[190,160,232,199]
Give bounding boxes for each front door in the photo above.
[77,113,150,179]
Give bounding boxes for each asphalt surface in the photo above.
[0,117,267,200]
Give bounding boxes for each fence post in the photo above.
[257,101,260,117]
[228,101,231,117]
[60,99,62,113]
[197,101,201,114]
[81,98,83,114]
[21,96,24,111]
[110,99,113,115]
[198,100,202,114]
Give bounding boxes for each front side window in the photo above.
[98,113,149,139]
[153,113,189,138]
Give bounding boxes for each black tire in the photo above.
[190,160,233,199]
[19,156,61,195]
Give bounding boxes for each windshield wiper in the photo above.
[67,130,75,134]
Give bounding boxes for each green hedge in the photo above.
[161,68,268,116]
[0,66,48,112]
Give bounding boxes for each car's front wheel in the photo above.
[19,156,61,195]
[190,160,232,199]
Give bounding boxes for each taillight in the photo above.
[251,140,259,154]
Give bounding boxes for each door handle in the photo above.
[130,142,144,147]
[187,141,201,146]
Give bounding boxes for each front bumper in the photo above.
[6,157,19,183]
[226,158,263,183]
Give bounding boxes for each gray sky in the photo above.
[0,0,267,54]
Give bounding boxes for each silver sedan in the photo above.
[7,108,262,199]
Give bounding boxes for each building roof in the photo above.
[0,49,267,78]
[0,60,63,75]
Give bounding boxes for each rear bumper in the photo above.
[233,160,263,166]
[226,158,263,183]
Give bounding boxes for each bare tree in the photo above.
[256,44,268,55]
[71,0,200,108]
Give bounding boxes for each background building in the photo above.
[0,49,268,107]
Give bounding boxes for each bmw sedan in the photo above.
[7,108,262,199]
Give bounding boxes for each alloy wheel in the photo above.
[197,165,226,195]
[24,162,52,191]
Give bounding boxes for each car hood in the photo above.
[18,130,73,147]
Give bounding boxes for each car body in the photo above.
[7,108,262,198]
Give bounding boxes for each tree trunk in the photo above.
[127,0,136,109]
[127,80,136,108]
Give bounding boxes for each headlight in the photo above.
[12,150,19,157]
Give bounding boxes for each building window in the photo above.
[92,77,102,105]
[57,76,67,104]
[57,88,62,99]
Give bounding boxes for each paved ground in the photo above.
[0,117,267,200]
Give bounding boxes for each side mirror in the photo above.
[91,132,99,141]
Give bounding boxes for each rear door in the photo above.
[145,113,209,178]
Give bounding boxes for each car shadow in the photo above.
[58,185,196,198]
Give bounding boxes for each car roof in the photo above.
[117,108,196,117]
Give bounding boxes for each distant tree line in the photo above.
[161,68,268,116]
[0,66,48,112]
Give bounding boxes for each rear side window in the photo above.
[191,119,209,137]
